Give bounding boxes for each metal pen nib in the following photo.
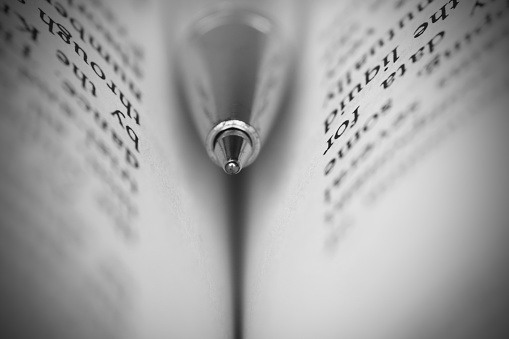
[213,128,253,175]
[224,161,241,175]
[178,5,291,175]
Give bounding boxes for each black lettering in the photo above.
[111,110,125,128]
[381,64,406,89]
[56,49,69,66]
[398,11,414,28]
[129,82,142,102]
[119,91,139,125]
[107,80,118,94]
[91,61,106,80]
[126,126,139,152]
[417,0,435,12]
[16,14,39,41]
[112,130,123,148]
[56,23,71,44]
[39,8,56,35]
[382,46,400,70]
[414,22,428,38]
[365,64,380,85]
[338,131,361,159]
[54,2,68,17]
[73,64,96,96]
[363,113,379,132]
[354,54,367,70]
[381,99,392,113]
[347,83,362,102]
[350,106,360,128]
[430,3,450,23]
[93,110,108,130]
[1,3,10,14]
[89,34,111,62]
[427,31,445,53]
[323,135,334,156]
[324,158,335,176]
[70,17,85,41]
[74,41,88,64]
[324,109,338,134]
[335,120,349,139]
[410,46,425,63]
[126,148,139,168]
[449,0,460,10]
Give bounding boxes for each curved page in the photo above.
[0,1,233,338]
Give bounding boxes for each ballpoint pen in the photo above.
[177,4,292,175]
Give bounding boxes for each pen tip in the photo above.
[213,128,253,175]
[224,160,241,175]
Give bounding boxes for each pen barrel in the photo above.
[178,6,291,169]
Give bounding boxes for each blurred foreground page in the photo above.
[244,0,509,338]
[0,1,232,338]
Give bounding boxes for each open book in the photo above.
[1,0,508,338]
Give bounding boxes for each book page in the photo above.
[0,1,233,338]
[244,0,509,338]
